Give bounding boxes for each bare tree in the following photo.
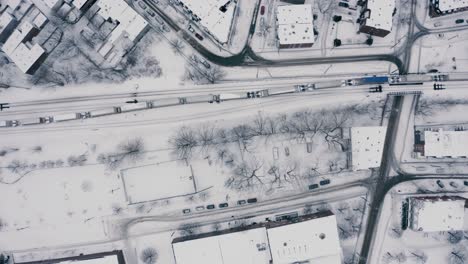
[67,154,88,167]
[170,39,185,55]
[7,160,29,174]
[0,218,6,231]
[321,110,349,150]
[169,126,198,160]
[225,157,264,191]
[447,231,464,244]
[197,123,216,152]
[409,250,428,264]
[140,247,158,264]
[179,223,200,236]
[231,124,254,151]
[449,247,467,264]
[269,162,299,188]
[252,112,268,136]
[206,66,226,84]
[0,147,19,157]
[388,223,403,239]
[382,252,407,263]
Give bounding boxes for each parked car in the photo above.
[147,10,156,17]
[237,200,246,205]
[195,206,205,211]
[308,184,319,190]
[195,33,204,41]
[319,179,331,186]
[464,180,468,186]
[260,5,265,15]
[436,180,445,188]
[338,2,349,8]
[182,209,191,214]
[201,59,211,69]
[138,1,147,9]
[456,19,464,24]
[219,203,229,208]
[247,198,257,204]
[188,25,195,33]
[206,204,215,210]
[434,22,442,27]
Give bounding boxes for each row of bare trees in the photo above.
[169,108,352,161]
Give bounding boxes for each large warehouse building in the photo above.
[409,196,466,232]
[424,129,468,158]
[350,126,387,170]
[358,0,395,37]
[172,212,343,264]
[276,4,315,48]
[431,0,468,16]
[175,0,237,43]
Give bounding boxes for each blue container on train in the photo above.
[362,76,389,84]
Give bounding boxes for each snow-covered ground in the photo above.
[0,91,383,253]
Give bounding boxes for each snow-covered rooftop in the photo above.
[424,129,468,157]
[436,0,468,11]
[2,22,46,74]
[276,4,314,46]
[173,214,342,264]
[41,0,62,9]
[173,227,272,264]
[364,0,395,32]
[178,0,236,43]
[268,214,342,264]
[9,43,45,73]
[57,255,119,264]
[410,196,465,232]
[97,0,148,43]
[0,11,16,35]
[72,0,91,10]
[350,126,387,170]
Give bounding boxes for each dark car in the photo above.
[308,184,319,190]
[428,69,439,73]
[195,33,204,41]
[206,204,215,210]
[319,179,331,186]
[260,5,265,15]
[338,2,349,8]
[219,203,229,208]
[182,209,191,214]
[436,180,445,188]
[247,198,257,204]
[237,200,246,205]
[464,180,468,186]
[456,19,464,24]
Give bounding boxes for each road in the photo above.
[358,95,405,264]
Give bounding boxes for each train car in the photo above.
[151,97,182,108]
[0,120,18,127]
[247,89,269,98]
[185,94,216,104]
[89,108,119,117]
[20,117,44,126]
[361,76,389,85]
[219,93,244,101]
[119,102,151,113]
[269,88,295,96]
[54,113,81,122]
[294,83,315,92]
